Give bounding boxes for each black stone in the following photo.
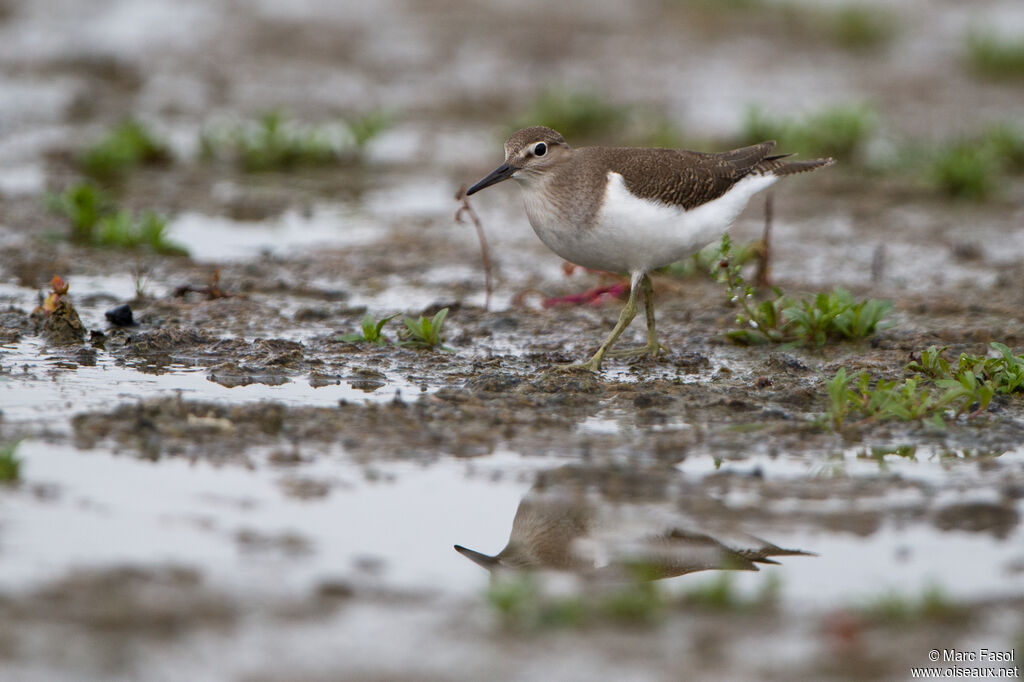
[105,304,135,327]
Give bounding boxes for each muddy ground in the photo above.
[1,1,1023,681]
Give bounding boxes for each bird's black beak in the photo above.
[466,162,515,195]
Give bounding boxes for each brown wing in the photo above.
[598,142,779,210]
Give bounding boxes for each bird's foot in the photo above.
[606,342,669,360]
[555,358,603,373]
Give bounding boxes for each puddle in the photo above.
[0,441,535,596]
[169,205,383,263]
[5,439,1020,612]
[2,0,1024,678]
[0,338,430,422]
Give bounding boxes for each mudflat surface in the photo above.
[1,1,1023,680]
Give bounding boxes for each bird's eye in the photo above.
[533,142,547,157]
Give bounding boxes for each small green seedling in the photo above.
[740,104,874,162]
[337,312,399,346]
[199,110,388,172]
[908,343,1024,395]
[78,118,172,180]
[0,440,22,483]
[824,342,1022,431]
[511,90,627,142]
[680,572,780,612]
[829,7,896,51]
[46,182,187,256]
[719,235,891,346]
[965,31,1024,81]
[661,237,759,279]
[45,182,110,243]
[398,308,451,351]
[926,143,999,200]
[859,584,963,625]
[920,124,1024,200]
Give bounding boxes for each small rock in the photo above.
[467,372,523,393]
[41,299,87,345]
[105,304,135,327]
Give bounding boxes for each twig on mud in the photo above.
[173,269,235,300]
[755,190,773,289]
[454,185,493,311]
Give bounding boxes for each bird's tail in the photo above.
[757,153,835,176]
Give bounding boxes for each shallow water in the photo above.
[2,0,1024,679]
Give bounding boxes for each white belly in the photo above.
[523,171,777,275]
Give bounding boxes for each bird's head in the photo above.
[466,126,570,195]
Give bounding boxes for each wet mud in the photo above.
[1,0,1024,680]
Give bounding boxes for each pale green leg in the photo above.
[607,274,669,360]
[571,275,642,372]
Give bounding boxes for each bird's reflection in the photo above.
[455,466,813,580]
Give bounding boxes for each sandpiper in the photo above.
[454,488,813,579]
[466,126,833,371]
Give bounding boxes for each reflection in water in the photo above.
[455,468,814,580]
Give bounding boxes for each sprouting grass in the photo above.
[336,312,400,346]
[859,585,964,625]
[982,123,1024,172]
[680,572,781,612]
[907,343,1024,395]
[824,343,1024,430]
[965,31,1024,81]
[486,573,664,631]
[660,237,760,279]
[46,181,110,242]
[0,440,22,483]
[398,308,451,351]
[199,110,388,172]
[46,182,188,256]
[823,368,987,431]
[925,143,999,200]
[828,7,896,52]
[511,90,627,142]
[924,124,1024,200]
[718,235,891,347]
[740,104,875,162]
[78,118,172,181]
[346,111,390,148]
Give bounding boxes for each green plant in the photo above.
[46,182,187,256]
[825,369,992,430]
[907,343,1024,395]
[860,585,963,624]
[719,235,891,346]
[982,124,1024,172]
[597,580,663,624]
[823,344,1021,430]
[660,237,759,279]
[965,31,1024,81]
[336,312,399,346]
[740,104,874,162]
[347,111,390,147]
[398,308,451,351]
[680,572,780,612]
[920,124,1024,200]
[199,110,387,171]
[926,143,999,200]
[78,119,172,180]
[829,7,896,51]
[485,573,665,631]
[511,91,627,141]
[45,182,110,242]
[0,440,21,483]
